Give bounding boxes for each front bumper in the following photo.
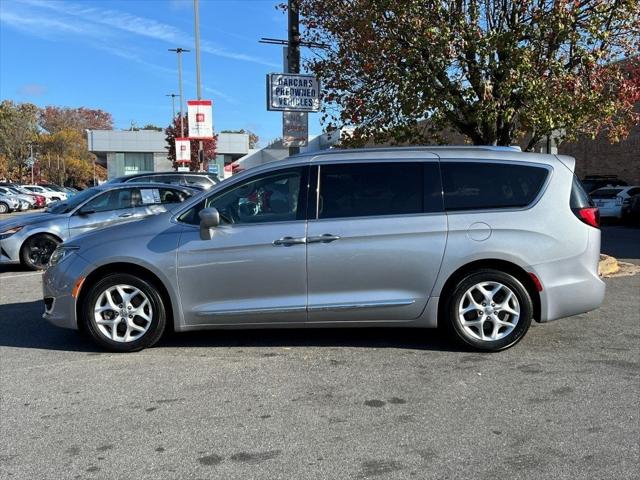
[0,236,21,264]
[42,253,93,330]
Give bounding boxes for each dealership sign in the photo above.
[187,100,214,138]
[283,112,308,147]
[175,138,191,163]
[267,73,320,112]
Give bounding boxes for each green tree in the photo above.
[0,100,39,180]
[293,0,639,149]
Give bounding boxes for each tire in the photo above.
[445,269,533,351]
[0,202,8,214]
[20,233,61,270]
[83,273,166,352]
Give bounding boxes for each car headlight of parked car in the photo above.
[0,225,23,240]
[49,245,79,267]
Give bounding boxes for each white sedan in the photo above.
[591,186,640,218]
[21,185,68,205]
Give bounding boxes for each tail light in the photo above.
[574,207,600,228]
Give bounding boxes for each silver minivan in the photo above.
[42,147,605,352]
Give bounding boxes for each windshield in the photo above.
[591,188,623,199]
[46,188,99,214]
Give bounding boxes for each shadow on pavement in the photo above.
[0,300,99,352]
[157,326,461,352]
[601,224,640,261]
[0,264,30,274]
[0,299,463,353]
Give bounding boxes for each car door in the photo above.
[306,158,447,323]
[176,166,310,326]
[67,187,138,237]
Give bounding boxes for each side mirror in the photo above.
[199,207,220,240]
[78,208,95,216]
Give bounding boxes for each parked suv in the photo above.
[43,147,605,352]
[108,172,220,190]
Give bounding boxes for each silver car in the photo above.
[0,193,24,214]
[0,183,196,270]
[42,147,605,352]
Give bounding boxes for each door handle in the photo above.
[307,234,341,244]
[118,212,133,218]
[273,236,306,246]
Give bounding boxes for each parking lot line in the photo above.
[1,272,44,279]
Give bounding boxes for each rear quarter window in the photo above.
[441,162,549,211]
[570,176,595,208]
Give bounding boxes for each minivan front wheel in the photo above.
[83,273,166,352]
[446,269,533,351]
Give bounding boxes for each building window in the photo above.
[123,153,154,175]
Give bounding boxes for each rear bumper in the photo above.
[530,228,605,322]
[598,205,622,218]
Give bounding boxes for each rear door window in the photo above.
[317,162,441,219]
[441,162,549,211]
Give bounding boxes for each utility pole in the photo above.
[193,0,204,170]
[169,48,190,138]
[29,144,34,184]
[166,93,178,120]
[288,0,301,156]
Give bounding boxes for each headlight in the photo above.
[48,246,79,267]
[0,226,23,240]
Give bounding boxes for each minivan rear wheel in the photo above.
[446,269,533,351]
[83,273,166,352]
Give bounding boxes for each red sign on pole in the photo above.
[187,100,213,139]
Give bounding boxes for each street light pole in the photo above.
[193,0,204,170]
[166,93,178,120]
[168,48,190,138]
[288,0,301,156]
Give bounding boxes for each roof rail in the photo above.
[298,145,524,157]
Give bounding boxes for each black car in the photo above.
[622,193,640,225]
[107,172,220,190]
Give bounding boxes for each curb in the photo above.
[598,254,619,277]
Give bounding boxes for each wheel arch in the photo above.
[76,262,175,333]
[436,259,541,323]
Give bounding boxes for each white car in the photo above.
[590,186,640,218]
[21,185,68,205]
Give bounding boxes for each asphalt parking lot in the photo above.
[1,222,638,479]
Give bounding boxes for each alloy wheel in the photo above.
[457,281,520,342]
[93,284,153,343]
[25,236,59,269]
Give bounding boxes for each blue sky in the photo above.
[0,0,322,146]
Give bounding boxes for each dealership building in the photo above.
[87,130,250,179]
